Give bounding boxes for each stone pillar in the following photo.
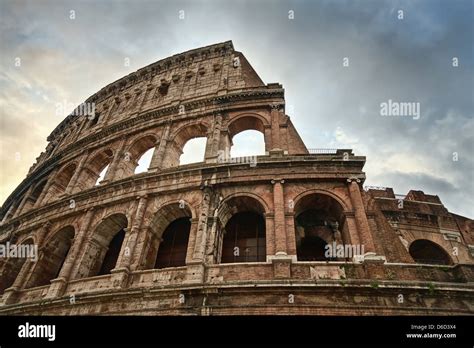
[264,125,272,153]
[34,173,56,208]
[56,208,95,284]
[185,218,199,264]
[206,113,222,162]
[149,122,171,170]
[13,186,34,218]
[347,178,375,253]
[344,213,361,245]
[265,214,275,258]
[192,189,212,261]
[272,179,287,255]
[103,97,120,127]
[285,212,297,256]
[116,196,148,270]
[66,151,89,194]
[103,137,127,182]
[270,104,282,151]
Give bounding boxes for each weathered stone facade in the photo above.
[0,41,473,315]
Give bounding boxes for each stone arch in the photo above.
[163,122,210,168]
[43,162,77,203]
[409,239,453,265]
[219,194,267,263]
[76,213,128,278]
[292,189,350,213]
[227,113,267,139]
[143,202,193,269]
[20,179,48,213]
[292,191,349,261]
[25,226,75,288]
[219,192,269,227]
[118,134,158,177]
[76,149,114,190]
[0,237,34,294]
[227,114,268,155]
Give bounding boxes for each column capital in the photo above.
[271,179,285,185]
[347,177,361,183]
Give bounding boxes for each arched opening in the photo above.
[76,213,128,278]
[154,217,191,268]
[180,137,207,165]
[1,193,24,222]
[88,112,100,128]
[221,211,266,263]
[227,116,267,158]
[115,135,157,178]
[162,124,208,168]
[95,164,109,185]
[230,130,265,158]
[294,193,347,261]
[76,149,113,190]
[43,163,77,202]
[219,196,267,263]
[25,226,75,288]
[144,203,192,269]
[135,148,154,174]
[98,229,125,275]
[20,180,48,212]
[409,239,453,265]
[0,238,34,294]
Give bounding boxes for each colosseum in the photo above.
[0,41,473,316]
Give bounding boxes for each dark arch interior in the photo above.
[154,217,191,269]
[294,194,346,262]
[221,211,266,263]
[0,239,34,294]
[26,226,75,288]
[81,213,128,278]
[98,228,126,275]
[409,239,452,265]
[297,235,328,261]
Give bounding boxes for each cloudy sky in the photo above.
[0,0,472,217]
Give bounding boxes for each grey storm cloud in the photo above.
[0,0,472,217]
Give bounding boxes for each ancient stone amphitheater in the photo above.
[0,41,473,315]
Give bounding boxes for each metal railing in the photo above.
[307,148,338,154]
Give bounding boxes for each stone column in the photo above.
[103,97,120,127]
[149,122,171,170]
[185,218,199,264]
[65,151,90,194]
[285,212,297,256]
[34,173,56,208]
[192,189,212,261]
[54,208,95,285]
[206,113,222,162]
[116,195,148,270]
[272,179,287,255]
[13,186,34,218]
[347,178,375,253]
[264,125,272,154]
[270,104,282,151]
[103,137,127,182]
[344,213,360,245]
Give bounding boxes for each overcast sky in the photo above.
[0,0,472,217]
